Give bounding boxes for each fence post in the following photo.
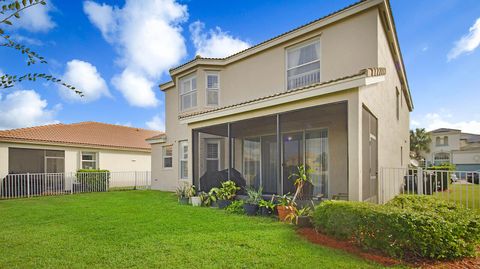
[134,171,137,190]
[70,172,73,194]
[27,173,30,198]
[417,168,424,195]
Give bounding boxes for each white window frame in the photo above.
[179,141,188,180]
[205,72,220,107]
[163,145,173,169]
[205,139,220,171]
[81,151,98,170]
[285,38,321,90]
[179,74,197,112]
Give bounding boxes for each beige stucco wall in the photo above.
[452,150,480,165]
[358,12,410,202]
[423,132,461,164]
[151,6,411,201]
[0,142,151,180]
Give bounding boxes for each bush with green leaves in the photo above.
[313,195,480,260]
[225,200,245,214]
[210,180,239,200]
[75,169,110,192]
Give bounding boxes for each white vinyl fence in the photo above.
[0,171,151,200]
[380,167,479,210]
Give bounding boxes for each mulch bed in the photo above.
[297,228,480,269]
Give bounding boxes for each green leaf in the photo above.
[4,20,12,25]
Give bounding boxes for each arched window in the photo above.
[434,152,450,165]
[436,137,441,146]
[443,136,449,146]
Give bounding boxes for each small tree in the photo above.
[410,128,431,161]
[288,164,313,204]
[0,0,81,95]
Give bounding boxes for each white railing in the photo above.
[287,70,320,90]
[380,167,479,210]
[0,171,151,200]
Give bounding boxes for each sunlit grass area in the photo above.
[0,191,394,269]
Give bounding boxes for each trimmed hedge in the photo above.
[75,169,110,192]
[313,195,480,260]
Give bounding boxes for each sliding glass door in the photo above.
[282,129,328,198]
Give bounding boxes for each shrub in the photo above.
[313,195,480,260]
[75,169,110,192]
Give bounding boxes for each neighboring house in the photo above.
[423,128,480,171]
[148,0,412,202]
[0,122,161,178]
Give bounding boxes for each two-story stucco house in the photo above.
[148,0,412,202]
[423,128,480,171]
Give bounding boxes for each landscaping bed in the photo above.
[311,195,480,266]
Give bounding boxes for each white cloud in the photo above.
[59,60,110,102]
[112,69,158,107]
[146,115,165,131]
[448,18,480,61]
[412,112,480,134]
[189,21,250,58]
[10,34,44,46]
[8,1,55,33]
[84,0,188,107]
[0,90,60,130]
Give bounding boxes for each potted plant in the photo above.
[175,183,189,205]
[188,185,201,207]
[276,194,295,221]
[243,187,262,216]
[286,207,313,227]
[199,189,218,207]
[289,164,314,204]
[258,196,275,216]
[212,180,239,209]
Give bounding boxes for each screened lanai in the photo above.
[192,102,349,200]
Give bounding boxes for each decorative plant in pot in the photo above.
[175,183,190,205]
[258,196,275,216]
[277,164,313,221]
[188,185,201,207]
[211,180,239,209]
[198,191,215,207]
[243,187,263,216]
[285,206,313,228]
[276,194,295,221]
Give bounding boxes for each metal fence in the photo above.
[380,167,479,210]
[0,171,151,200]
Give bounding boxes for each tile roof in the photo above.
[0,122,163,151]
[430,128,461,133]
[178,67,385,120]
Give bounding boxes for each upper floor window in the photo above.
[163,145,173,169]
[286,39,320,90]
[81,152,97,170]
[180,75,197,111]
[206,73,219,106]
[435,136,449,146]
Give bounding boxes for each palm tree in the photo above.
[410,128,431,161]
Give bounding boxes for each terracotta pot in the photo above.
[277,205,295,221]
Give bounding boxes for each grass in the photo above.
[0,191,396,269]
[433,183,480,210]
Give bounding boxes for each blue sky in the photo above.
[1,0,479,133]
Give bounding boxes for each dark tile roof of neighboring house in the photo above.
[179,67,386,120]
[0,122,163,151]
[430,128,461,133]
[461,133,480,143]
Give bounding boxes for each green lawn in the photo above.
[0,191,395,269]
[433,183,480,210]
